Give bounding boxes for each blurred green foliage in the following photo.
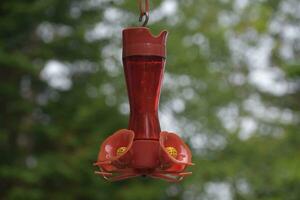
[0,0,299,199]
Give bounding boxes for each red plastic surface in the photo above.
[131,140,159,169]
[123,27,168,58]
[95,129,134,171]
[124,56,164,140]
[94,27,193,182]
[159,131,193,172]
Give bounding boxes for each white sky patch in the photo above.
[182,33,210,56]
[268,0,300,60]
[119,102,129,115]
[182,87,195,100]
[85,22,114,41]
[102,44,122,77]
[243,94,296,124]
[159,105,182,134]
[239,117,257,140]
[86,0,124,9]
[229,72,246,86]
[100,83,117,106]
[189,134,207,151]
[248,67,290,96]
[163,73,196,92]
[171,98,186,113]
[218,94,297,140]
[228,31,295,96]
[217,103,239,132]
[245,35,274,70]
[159,73,200,134]
[280,0,300,18]
[236,178,251,195]
[234,0,249,11]
[218,11,240,27]
[40,60,72,90]
[279,24,300,60]
[190,133,227,154]
[204,182,232,200]
[151,0,178,23]
[36,22,72,43]
[36,22,54,43]
[85,7,129,42]
[163,73,180,90]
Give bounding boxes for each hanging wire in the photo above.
[138,0,149,27]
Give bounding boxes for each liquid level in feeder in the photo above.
[124,56,164,140]
[94,27,193,182]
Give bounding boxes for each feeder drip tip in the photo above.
[138,0,149,27]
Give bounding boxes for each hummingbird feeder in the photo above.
[94,0,194,182]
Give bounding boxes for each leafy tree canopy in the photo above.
[0,0,299,199]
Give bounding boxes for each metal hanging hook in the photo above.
[138,0,150,27]
[139,12,149,27]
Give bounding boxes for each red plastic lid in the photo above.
[122,27,168,58]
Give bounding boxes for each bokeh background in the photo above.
[1,0,300,199]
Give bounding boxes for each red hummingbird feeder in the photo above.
[94,0,193,182]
